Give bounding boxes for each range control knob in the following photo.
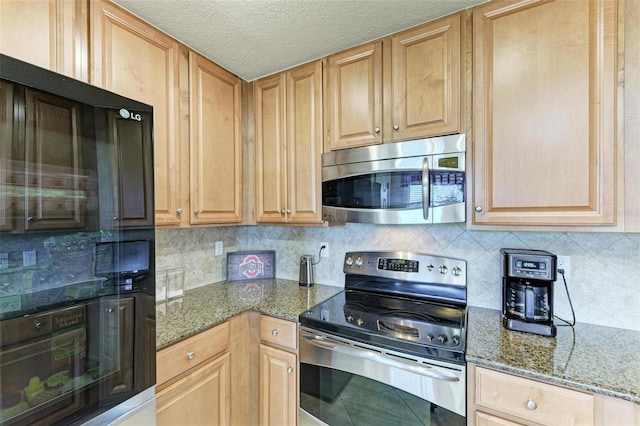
[452,335,460,346]
[452,266,462,276]
[437,335,448,344]
[356,318,364,326]
[346,315,354,322]
[426,334,435,342]
[345,256,353,266]
[426,264,434,271]
[438,264,448,274]
[355,257,363,267]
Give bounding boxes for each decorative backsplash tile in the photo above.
[157,225,640,331]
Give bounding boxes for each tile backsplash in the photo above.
[156,224,640,332]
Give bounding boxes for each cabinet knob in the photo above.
[176,208,183,215]
[271,329,278,336]
[285,209,291,214]
[374,127,380,134]
[112,216,118,221]
[193,209,200,215]
[187,351,195,360]
[34,321,43,329]
[107,308,114,313]
[474,206,483,212]
[527,399,537,410]
[393,124,399,131]
[287,367,293,374]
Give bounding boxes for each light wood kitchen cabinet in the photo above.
[470,365,594,425]
[255,60,323,224]
[325,13,461,151]
[156,321,230,426]
[0,0,88,82]
[471,0,618,226]
[188,51,243,225]
[157,354,230,426]
[259,316,298,426]
[90,0,185,227]
[326,42,382,150]
[468,364,640,426]
[387,13,460,142]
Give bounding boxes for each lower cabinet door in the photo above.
[157,352,230,426]
[475,411,525,426]
[259,344,297,426]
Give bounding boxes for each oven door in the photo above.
[321,154,465,225]
[299,327,465,426]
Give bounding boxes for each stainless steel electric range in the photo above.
[298,251,467,426]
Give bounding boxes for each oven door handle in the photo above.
[422,157,430,220]
[302,335,460,382]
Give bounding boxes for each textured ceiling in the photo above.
[113,0,487,82]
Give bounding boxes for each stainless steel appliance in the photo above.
[299,255,315,287]
[0,55,156,425]
[321,134,465,225]
[502,248,557,337]
[299,251,467,425]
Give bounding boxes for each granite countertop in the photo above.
[467,307,640,404]
[155,279,342,349]
[156,280,639,405]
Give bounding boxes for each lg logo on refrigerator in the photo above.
[119,108,142,121]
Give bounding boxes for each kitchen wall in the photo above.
[156,225,640,332]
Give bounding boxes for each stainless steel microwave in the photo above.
[322,134,466,224]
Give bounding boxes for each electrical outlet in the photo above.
[0,253,8,269]
[320,242,329,258]
[557,255,571,280]
[215,241,223,256]
[23,250,37,267]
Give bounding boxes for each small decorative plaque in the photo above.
[227,251,276,282]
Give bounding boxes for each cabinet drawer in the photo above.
[157,321,229,386]
[260,316,297,351]
[475,367,594,426]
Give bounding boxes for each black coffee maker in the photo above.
[501,248,557,337]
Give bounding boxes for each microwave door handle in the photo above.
[422,157,430,219]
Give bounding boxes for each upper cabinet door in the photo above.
[389,14,461,142]
[90,0,184,227]
[472,0,617,226]
[189,51,243,225]
[255,74,287,223]
[286,61,324,224]
[0,0,88,81]
[326,42,382,150]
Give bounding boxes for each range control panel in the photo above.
[343,251,466,288]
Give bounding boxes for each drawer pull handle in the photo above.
[271,329,278,336]
[527,399,537,410]
[187,351,195,360]
[287,367,293,374]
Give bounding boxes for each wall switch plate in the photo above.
[557,255,570,280]
[320,243,329,258]
[0,253,8,269]
[215,241,223,256]
[23,251,36,267]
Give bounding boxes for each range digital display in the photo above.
[378,258,419,272]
